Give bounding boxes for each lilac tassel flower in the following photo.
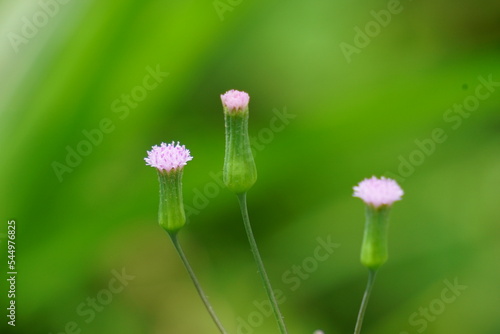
[145,141,193,233]
[353,176,403,269]
[221,89,250,112]
[353,176,403,209]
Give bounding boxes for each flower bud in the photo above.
[221,89,257,194]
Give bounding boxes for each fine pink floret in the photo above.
[145,141,193,171]
[353,176,403,208]
[220,89,250,111]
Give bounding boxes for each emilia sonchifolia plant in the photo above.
[221,90,288,334]
[144,90,404,334]
[145,142,228,334]
[352,176,404,334]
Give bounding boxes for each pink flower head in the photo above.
[353,176,403,208]
[220,89,250,112]
[145,141,193,172]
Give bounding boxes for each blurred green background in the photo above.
[1,0,499,333]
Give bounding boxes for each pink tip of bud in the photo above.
[220,89,250,111]
[145,141,193,172]
[353,176,403,208]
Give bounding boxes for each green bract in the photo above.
[360,205,391,269]
[223,107,257,194]
[158,168,186,233]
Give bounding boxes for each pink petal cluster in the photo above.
[220,89,250,111]
[353,176,403,208]
[145,141,193,172]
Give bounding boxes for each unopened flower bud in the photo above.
[221,89,257,194]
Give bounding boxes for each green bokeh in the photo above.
[1,0,499,333]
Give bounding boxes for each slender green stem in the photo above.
[169,232,228,334]
[237,193,288,334]
[354,269,378,334]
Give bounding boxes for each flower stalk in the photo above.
[169,232,228,334]
[238,192,288,334]
[353,269,377,334]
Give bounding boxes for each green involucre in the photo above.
[360,205,391,269]
[223,109,257,194]
[157,169,186,233]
